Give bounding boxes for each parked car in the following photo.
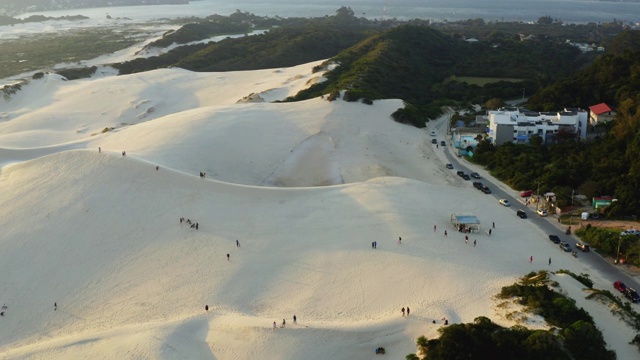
[499,199,511,207]
[456,170,465,177]
[446,163,454,169]
[520,190,534,197]
[473,182,483,189]
[559,241,571,252]
[548,235,561,244]
[462,174,471,180]
[481,186,492,194]
[576,242,590,252]
[621,229,640,236]
[470,172,481,179]
[624,288,640,303]
[517,209,527,219]
[536,209,548,217]
[614,281,628,293]
[431,138,437,144]
[440,140,446,146]
[430,131,437,136]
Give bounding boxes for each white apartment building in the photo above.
[487,107,588,146]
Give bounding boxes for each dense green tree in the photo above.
[562,321,616,360]
[484,97,505,109]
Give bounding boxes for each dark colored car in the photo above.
[473,182,483,189]
[624,288,640,303]
[549,235,561,244]
[431,138,437,144]
[559,241,571,252]
[446,163,454,169]
[456,170,464,177]
[614,281,628,293]
[440,140,446,146]
[481,186,492,194]
[470,172,481,179]
[576,242,590,252]
[517,209,527,219]
[462,174,470,180]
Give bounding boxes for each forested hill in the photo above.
[528,30,640,111]
[473,30,640,218]
[285,24,583,125]
[115,14,586,126]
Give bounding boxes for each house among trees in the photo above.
[486,107,588,146]
[588,103,615,125]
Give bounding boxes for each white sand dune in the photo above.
[0,61,637,359]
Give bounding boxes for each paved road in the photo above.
[436,129,640,294]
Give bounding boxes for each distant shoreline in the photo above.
[9,0,640,25]
[2,0,190,17]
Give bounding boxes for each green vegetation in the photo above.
[450,76,524,86]
[528,31,640,111]
[114,9,594,127]
[114,8,375,75]
[472,30,640,221]
[0,28,144,79]
[585,288,640,332]
[285,24,583,126]
[407,271,615,360]
[555,269,594,289]
[574,227,640,266]
[55,66,98,80]
[1,82,23,101]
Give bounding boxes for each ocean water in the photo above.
[18,0,640,24]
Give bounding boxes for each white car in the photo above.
[621,229,640,236]
[499,199,510,207]
[536,209,548,217]
[430,131,437,136]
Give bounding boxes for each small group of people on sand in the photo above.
[273,315,298,329]
[179,217,199,229]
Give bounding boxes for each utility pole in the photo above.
[536,182,541,211]
[521,88,525,100]
[570,189,574,226]
[616,235,622,264]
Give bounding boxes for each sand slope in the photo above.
[0,61,636,359]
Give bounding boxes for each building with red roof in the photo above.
[588,103,614,125]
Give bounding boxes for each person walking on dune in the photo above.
[434,225,437,232]
[530,256,533,263]
[227,253,230,261]
[398,237,402,244]
[402,307,405,316]
[444,230,447,237]
[406,307,410,316]
[236,239,240,247]
[293,315,297,324]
